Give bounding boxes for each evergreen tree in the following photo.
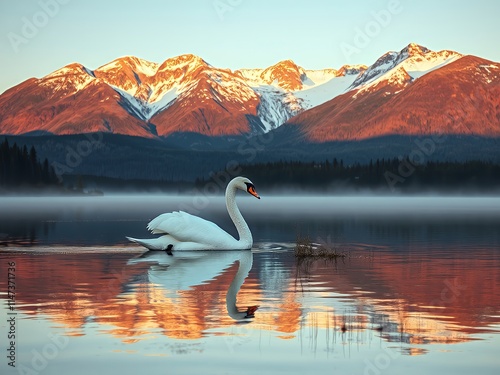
[0,139,60,189]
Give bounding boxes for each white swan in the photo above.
[126,176,260,251]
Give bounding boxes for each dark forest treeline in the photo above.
[2,134,500,194]
[197,158,500,193]
[0,139,59,188]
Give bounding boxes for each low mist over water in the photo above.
[1,195,499,247]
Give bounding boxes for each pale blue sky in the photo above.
[1,0,499,94]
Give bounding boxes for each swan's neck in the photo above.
[226,183,252,248]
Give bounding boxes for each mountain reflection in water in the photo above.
[1,245,498,351]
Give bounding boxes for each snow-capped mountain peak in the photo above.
[157,54,209,74]
[96,56,159,76]
[93,57,159,102]
[44,62,93,78]
[351,43,462,90]
[41,63,95,94]
[400,42,430,58]
[335,64,368,77]
[259,59,307,91]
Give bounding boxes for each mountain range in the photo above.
[0,51,365,137]
[1,43,499,183]
[6,42,498,140]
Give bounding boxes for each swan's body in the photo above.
[127,177,260,251]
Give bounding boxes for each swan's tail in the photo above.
[126,236,173,251]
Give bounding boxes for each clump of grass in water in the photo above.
[295,235,348,259]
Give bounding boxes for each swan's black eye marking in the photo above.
[245,182,260,199]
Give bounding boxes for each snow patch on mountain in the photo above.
[235,68,265,84]
[302,69,338,88]
[114,88,151,120]
[254,87,303,132]
[295,74,359,109]
[476,64,500,84]
[403,53,462,79]
[148,87,179,114]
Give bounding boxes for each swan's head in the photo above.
[229,305,259,321]
[233,176,260,199]
[244,305,259,319]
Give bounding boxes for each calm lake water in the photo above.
[0,195,499,374]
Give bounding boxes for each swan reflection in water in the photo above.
[129,250,259,321]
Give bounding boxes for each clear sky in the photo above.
[1,0,499,94]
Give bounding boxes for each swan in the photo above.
[126,176,260,251]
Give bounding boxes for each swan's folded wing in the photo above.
[147,211,235,246]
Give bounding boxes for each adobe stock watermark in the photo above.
[51,133,104,183]
[8,0,71,53]
[363,277,466,374]
[384,133,447,191]
[213,0,244,21]
[223,323,253,353]
[363,345,399,375]
[340,0,403,61]
[93,265,148,304]
[429,277,467,308]
[16,332,69,375]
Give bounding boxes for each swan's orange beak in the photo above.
[247,185,260,199]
